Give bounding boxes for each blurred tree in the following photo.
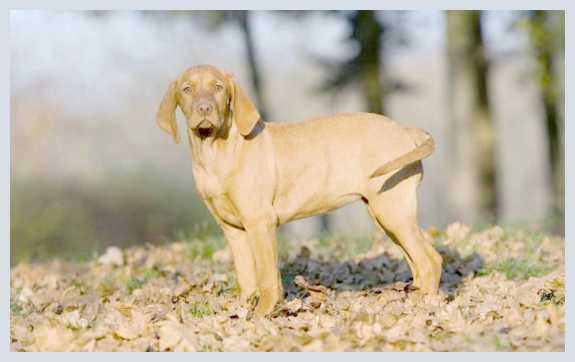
[446,11,498,224]
[523,11,565,223]
[319,11,385,114]
[200,11,270,120]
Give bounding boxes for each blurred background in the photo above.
[10,10,565,264]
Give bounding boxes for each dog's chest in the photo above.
[193,166,241,226]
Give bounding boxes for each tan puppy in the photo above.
[157,64,443,317]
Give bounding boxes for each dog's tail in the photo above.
[369,129,435,178]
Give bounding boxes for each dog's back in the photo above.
[266,113,426,223]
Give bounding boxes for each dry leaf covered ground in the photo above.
[11,223,565,351]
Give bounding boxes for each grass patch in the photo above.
[126,268,161,294]
[480,256,555,280]
[141,267,162,280]
[494,335,512,351]
[175,228,225,260]
[188,301,213,318]
[184,238,225,260]
[126,277,145,294]
[453,225,559,280]
[315,234,373,259]
[10,303,23,316]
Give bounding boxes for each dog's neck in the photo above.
[188,123,242,174]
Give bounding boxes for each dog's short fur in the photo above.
[157,65,443,316]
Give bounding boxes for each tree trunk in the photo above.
[526,10,565,225]
[446,11,498,224]
[236,11,269,120]
[355,11,384,114]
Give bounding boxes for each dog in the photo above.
[156,64,443,317]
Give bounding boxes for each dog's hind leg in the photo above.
[365,168,442,293]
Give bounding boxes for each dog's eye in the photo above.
[214,83,224,92]
[182,86,193,94]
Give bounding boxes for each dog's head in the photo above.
[156,64,260,143]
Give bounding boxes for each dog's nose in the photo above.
[197,102,213,116]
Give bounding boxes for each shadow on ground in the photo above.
[281,244,484,299]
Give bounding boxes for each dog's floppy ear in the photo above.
[227,74,260,137]
[156,80,180,144]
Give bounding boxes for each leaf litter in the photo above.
[11,223,564,351]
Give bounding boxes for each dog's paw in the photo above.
[252,289,282,318]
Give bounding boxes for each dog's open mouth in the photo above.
[196,126,214,138]
[194,120,215,138]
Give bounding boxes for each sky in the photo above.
[10,10,525,103]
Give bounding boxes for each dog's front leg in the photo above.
[220,224,258,305]
[244,218,283,317]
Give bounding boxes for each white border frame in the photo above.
[2,1,571,359]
